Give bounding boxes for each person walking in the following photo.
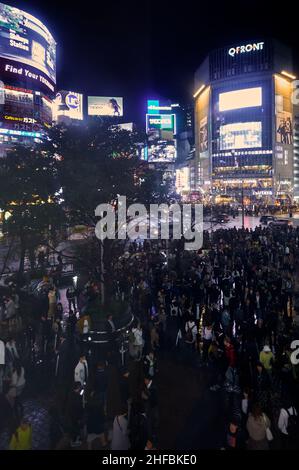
[0,338,5,394]
[9,419,32,450]
[246,403,272,450]
[86,391,107,449]
[278,399,298,449]
[111,406,130,450]
[74,354,89,388]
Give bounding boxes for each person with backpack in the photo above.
[184,317,197,350]
[278,399,298,449]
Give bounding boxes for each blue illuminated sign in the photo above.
[0,128,42,138]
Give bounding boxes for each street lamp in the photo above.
[231,150,245,229]
[241,177,245,229]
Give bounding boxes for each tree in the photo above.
[0,144,64,278]
[45,119,170,302]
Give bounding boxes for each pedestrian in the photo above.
[278,399,298,449]
[111,405,130,450]
[48,287,57,322]
[86,391,107,449]
[143,351,157,378]
[141,376,159,441]
[259,345,274,374]
[66,381,84,447]
[94,361,108,409]
[74,354,89,387]
[132,323,144,361]
[0,338,6,394]
[5,337,19,376]
[9,418,32,450]
[246,403,272,450]
[6,359,26,414]
[184,317,197,350]
[66,285,77,312]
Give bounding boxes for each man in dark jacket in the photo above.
[141,376,158,441]
[129,402,148,450]
[94,361,108,408]
[252,362,271,411]
[65,381,84,447]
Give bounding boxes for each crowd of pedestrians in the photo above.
[1,223,299,450]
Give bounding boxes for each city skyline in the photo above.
[6,0,299,123]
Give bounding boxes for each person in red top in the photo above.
[224,337,237,368]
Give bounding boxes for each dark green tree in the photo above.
[45,119,170,302]
[0,144,64,277]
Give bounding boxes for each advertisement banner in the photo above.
[199,116,208,152]
[276,111,293,145]
[146,114,176,132]
[0,57,55,95]
[219,122,262,150]
[0,2,56,83]
[88,96,123,116]
[53,91,83,121]
[147,142,177,163]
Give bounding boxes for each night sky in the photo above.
[7,0,299,123]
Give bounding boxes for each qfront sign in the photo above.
[228,42,264,58]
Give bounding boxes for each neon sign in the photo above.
[228,42,264,58]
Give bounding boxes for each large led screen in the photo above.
[220,122,262,150]
[146,114,176,132]
[219,87,262,112]
[88,96,123,116]
[0,2,56,83]
[147,142,177,163]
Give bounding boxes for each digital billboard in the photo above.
[88,96,123,116]
[0,84,53,132]
[220,122,262,150]
[147,99,172,114]
[147,142,177,163]
[117,122,133,131]
[219,87,262,112]
[146,114,176,132]
[145,103,177,163]
[0,3,56,84]
[53,91,83,121]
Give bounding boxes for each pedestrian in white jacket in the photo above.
[74,355,89,387]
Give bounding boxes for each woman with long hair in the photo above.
[246,403,271,450]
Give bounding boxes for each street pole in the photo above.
[241,179,245,229]
[100,240,105,305]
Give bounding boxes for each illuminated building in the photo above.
[294,82,299,200]
[194,39,296,203]
[0,2,56,156]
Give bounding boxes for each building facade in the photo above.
[194,39,296,204]
[0,2,56,156]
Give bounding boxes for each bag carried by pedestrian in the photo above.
[262,414,273,441]
[286,408,299,438]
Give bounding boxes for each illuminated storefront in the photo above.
[0,2,56,155]
[194,39,296,202]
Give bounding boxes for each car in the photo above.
[269,218,293,227]
[259,215,276,225]
[219,213,230,223]
[211,214,229,224]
